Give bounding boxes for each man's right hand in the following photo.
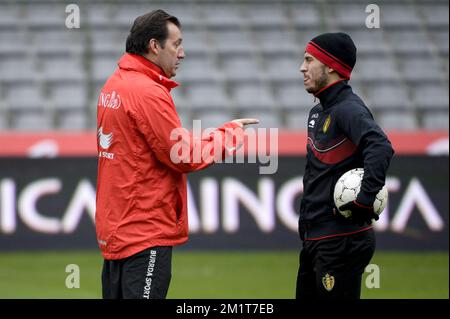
[339,200,379,226]
[231,118,260,127]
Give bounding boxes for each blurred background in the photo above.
[0,0,448,298]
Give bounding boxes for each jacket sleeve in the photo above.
[336,100,395,206]
[130,86,244,174]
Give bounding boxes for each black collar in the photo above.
[316,80,351,109]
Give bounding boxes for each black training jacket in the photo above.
[299,80,394,240]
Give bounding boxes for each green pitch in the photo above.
[0,250,447,299]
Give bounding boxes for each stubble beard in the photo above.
[306,66,329,94]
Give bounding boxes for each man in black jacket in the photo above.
[296,32,394,299]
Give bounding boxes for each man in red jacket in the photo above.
[96,10,258,299]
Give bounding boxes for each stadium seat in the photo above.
[381,5,422,29]
[431,30,449,55]
[12,112,53,131]
[0,100,8,129]
[31,30,84,56]
[255,29,300,57]
[354,57,401,83]
[193,111,234,129]
[176,109,191,129]
[0,0,447,132]
[175,56,222,84]
[245,4,288,28]
[366,84,413,111]
[223,57,264,83]
[91,30,126,57]
[201,4,246,29]
[0,115,7,130]
[0,5,21,29]
[285,110,310,129]
[388,30,433,56]
[265,57,303,83]
[92,57,119,82]
[171,87,191,111]
[412,84,449,111]
[58,110,87,130]
[348,30,389,56]
[159,4,201,30]
[41,57,86,83]
[422,112,449,130]
[86,4,113,27]
[181,30,210,57]
[49,84,87,111]
[289,4,321,29]
[378,111,418,130]
[0,30,27,57]
[232,84,276,111]
[114,5,151,28]
[240,110,282,128]
[186,83,231,111]
[24,3,66,28]
[331,4,368,29]
[6,85,46,112]
[420,4,449,29]
[0,57,37,83]
[275,83,315,111]
[214,30,255,56]
[399,57,446,84]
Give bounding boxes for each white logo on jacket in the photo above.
[99,91,121,109]
[98,127,113,149]
[308,119,316,128]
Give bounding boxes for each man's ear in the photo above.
[148,38,160,55]
[327,66,335,74]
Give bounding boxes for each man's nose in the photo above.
[300,62,307,73]
[178,47,186,59]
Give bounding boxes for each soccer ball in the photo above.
[333,168,388,218]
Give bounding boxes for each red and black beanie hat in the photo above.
[305,32,357,79]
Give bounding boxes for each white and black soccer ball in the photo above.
[333,168,388,218]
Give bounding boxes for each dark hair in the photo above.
[126,9,181,55]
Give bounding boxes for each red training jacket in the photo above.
[95,53,243,260]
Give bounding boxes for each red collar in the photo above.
[118,53,179,91]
